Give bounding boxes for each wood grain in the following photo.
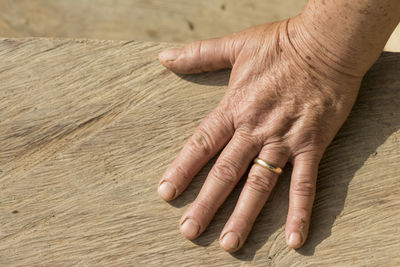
[0,0,398,52]
[0,0,306,42]
[0,38,399,266]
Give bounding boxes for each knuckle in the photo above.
[185,40,200,56]
[192,199,214,217]
[291,149,323,166]
[212,160,239,185]
[179,40,204,72]
[188,128,214,156]
[247,173,276,194]
[292,123,332,151]
[187,109,233,157]
[191,40,203,60]
[196,40,204,55]
[230,128,263,153]
[292,179,316,197]
[213,108,234,134]
[295,131,321,148]
[236,129,263,148]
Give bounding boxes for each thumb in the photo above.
[158,36,237,74]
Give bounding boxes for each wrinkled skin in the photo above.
[157,17,365,251]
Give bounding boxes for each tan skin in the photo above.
[157,0,400,251]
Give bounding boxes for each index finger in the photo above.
[158,108,233,201]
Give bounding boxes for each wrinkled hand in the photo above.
[157,17,364,251]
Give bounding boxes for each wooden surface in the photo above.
[0,0,399,52]
[0,0,306,42]
[0,38,399,266]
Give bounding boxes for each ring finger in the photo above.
[219,144,289,252]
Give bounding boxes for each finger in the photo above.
[158,36,236,74]
[285,152,321,249]
[179,132,261,240]
[219,144,289,252]
[158,109,233,201]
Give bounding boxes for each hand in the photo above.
[157,17,365,251]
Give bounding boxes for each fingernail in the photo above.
[220,232,240,250]
[180,218,200,239]
[159,49,181,62]
[158,180,176,201]
[288,232,303,248]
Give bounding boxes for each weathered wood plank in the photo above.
[0,0,398,51]
[0,38,399,266]
[0,0,306,42]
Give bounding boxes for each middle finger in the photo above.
[179,131,261,240]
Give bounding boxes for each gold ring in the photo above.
[253,157,283,175]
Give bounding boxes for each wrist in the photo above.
[296,0,400,75]
[284,16,367,81]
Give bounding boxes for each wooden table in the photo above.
[0,0,398,51]
[0,38,399,266]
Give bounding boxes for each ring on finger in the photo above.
[253,157,283,175]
